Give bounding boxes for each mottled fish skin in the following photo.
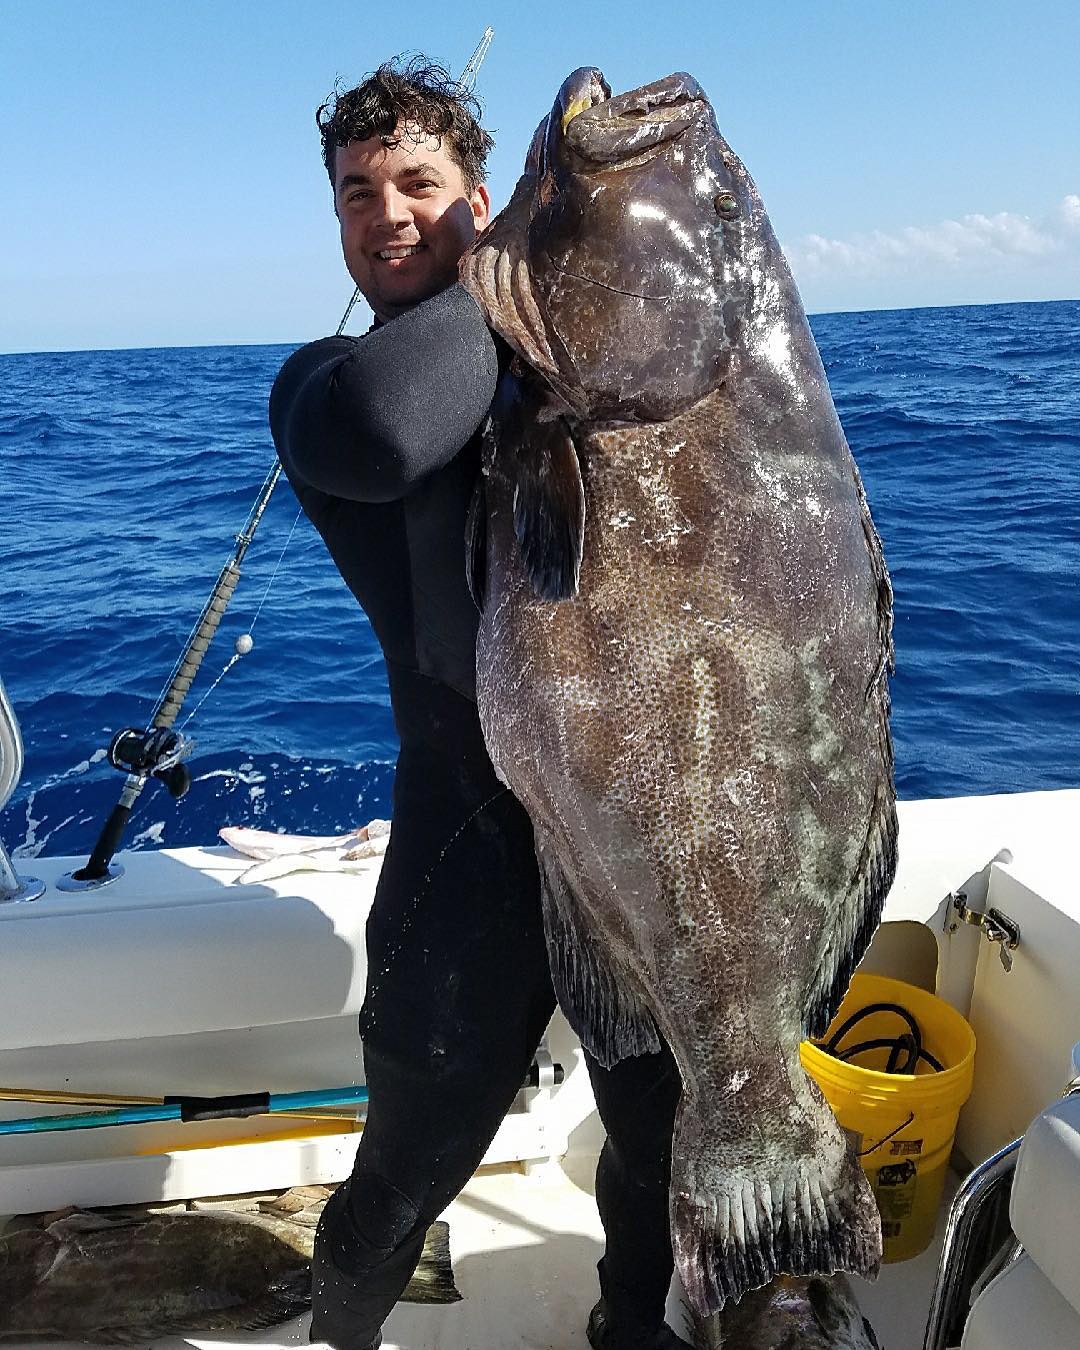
[0,1191,459,1342]
[462,69,895,1315]
[692,1274,882,1349]
[0,1209,311,1343]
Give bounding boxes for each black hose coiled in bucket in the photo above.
[821,1002,945,1074]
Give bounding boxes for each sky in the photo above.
[2,0,1078,353]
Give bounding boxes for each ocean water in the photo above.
[1,299,1078,863]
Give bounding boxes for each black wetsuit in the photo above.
[270,282,682,1350]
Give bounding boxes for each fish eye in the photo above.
[714,192,739,218]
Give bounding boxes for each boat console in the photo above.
[956,1072,1080,1349]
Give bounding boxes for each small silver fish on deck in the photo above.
[462,68,895,1316]
[0,1186,458,1343]
[220,819,390,885]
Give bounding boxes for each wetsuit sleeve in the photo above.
[269,284,500,504]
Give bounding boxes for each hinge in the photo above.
[949,891,1021,972]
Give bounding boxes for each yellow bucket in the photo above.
[800,972,976,1263]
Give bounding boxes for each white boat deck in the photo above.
[9,788,1080,1349]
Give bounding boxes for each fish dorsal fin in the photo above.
[45,1210,146,1238]
[854,463,895,694]
[805,777,897,1040]
[493,371,585,602]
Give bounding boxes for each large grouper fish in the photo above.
[460,68,897,1316]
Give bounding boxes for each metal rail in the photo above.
[0,676,44,904]
[923,1137,1022,1350]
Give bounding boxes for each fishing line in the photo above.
[66,26,497,887]
[179,505,304,733]
[171,25,496,736]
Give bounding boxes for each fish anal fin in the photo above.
[805,779,898,1041]
[537,843,661,1068]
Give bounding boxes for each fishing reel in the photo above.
[107,727,193,799]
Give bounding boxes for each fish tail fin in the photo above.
[670,1086,881,1316]
[402,1220,463,1305]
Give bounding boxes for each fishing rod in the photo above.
[64,28,496,891]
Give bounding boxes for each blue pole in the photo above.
[0,1086,369,1136]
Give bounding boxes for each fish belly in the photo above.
[477,405,893,1313]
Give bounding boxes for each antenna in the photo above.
[460,25,495,92]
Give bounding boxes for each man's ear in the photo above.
[471,182,492,232]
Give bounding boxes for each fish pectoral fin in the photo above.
[213,1278,312,1331]
[537,844,661,1068]
[505,392,586,602]
[465,475,487,611]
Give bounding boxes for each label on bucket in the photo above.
[888,1138,923,1156]
[875,1159,917,1224]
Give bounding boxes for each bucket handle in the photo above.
[857,1111,915,1158]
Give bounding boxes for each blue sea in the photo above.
[1,300,1078,863]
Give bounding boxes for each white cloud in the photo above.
[784,194,1080,298]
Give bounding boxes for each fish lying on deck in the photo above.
[691,1274,882,1349]
[0,1185,459,1343]
[220,819,390,885]
[461,68,896,1315]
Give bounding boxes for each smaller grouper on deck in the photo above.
[462,67,896,1317]
[0,1186,459,1343]
[699,1273,882,1349]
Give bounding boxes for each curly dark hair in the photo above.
[316,56,494,193]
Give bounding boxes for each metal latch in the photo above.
[950,892,1021,972]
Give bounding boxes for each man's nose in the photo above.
[377,185,413,226]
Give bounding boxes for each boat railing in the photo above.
[0,675,44,904]
[923,1137,1021,1349]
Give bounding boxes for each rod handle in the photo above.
[154,561,241,729]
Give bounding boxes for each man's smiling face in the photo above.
[334,122,491,321]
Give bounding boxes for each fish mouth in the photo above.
[559,71,707,166]
[537,72,706,304]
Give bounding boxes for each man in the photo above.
[270,58,688,1350]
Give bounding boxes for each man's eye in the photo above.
[410,181,436,192]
